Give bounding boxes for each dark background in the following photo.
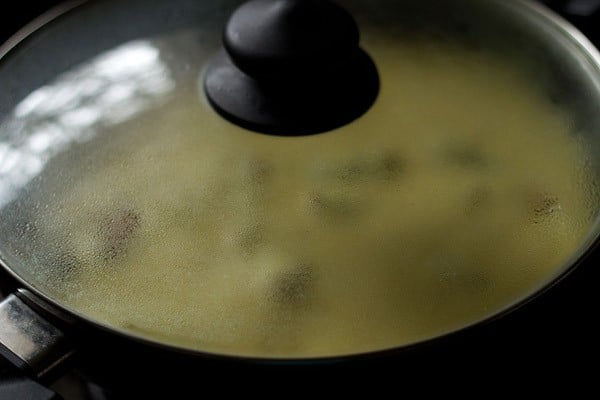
[1,0,599,44]
[0,1,69,43]
[0,0,599,385]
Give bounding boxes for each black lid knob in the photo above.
[224,0,359,80]
[204,0,379,136]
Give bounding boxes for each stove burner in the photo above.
[51,375,110,400]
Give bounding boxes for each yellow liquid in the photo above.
[42,38,596,357]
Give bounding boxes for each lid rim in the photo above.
[1,0,600,360]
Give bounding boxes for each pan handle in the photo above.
[0,294,73,399]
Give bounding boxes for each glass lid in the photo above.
[1,0,600,358]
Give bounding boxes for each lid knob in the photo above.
[204,0,380,136]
